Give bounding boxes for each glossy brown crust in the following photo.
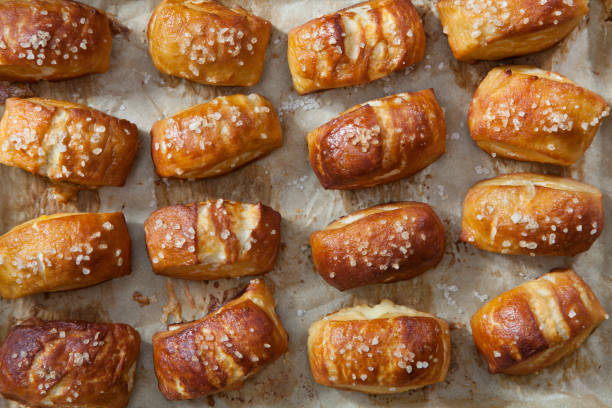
[469,66,610,165]
[147,0,271,86]
[144,199,281,280]
[151,94,282,179]
[460,173,604,256]
[0,98,139,187]
[311,202,445,291]
[153,278,288,400]
[471,269,608,375]
[0,0,112,81]
[605,0,612,20]
[0,212,131,299]
[287,0,425,94]
[437,0,589,61]
[308,300,450,394]
[0,319,140,407]
[308,89,446,189]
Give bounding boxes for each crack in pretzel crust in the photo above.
[470,269,608,375]
[0,212,131,299]
[0,319,141,407]
[460,173,604,256]
[308,299,450,393]
[0,0,112,81]
[288,0,426,94]
[147,0,271,86]
[152,278,288,400]
[144,199,281,280]
[311,202,445,291]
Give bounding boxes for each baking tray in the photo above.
[1,0,611,406]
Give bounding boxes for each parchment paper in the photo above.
[1,0,611,407]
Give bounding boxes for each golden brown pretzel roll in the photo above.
[469,66,610,165]
[471,269,608,375]
[153,278,288,400]
[437,0,589,61]
[0,212,131,299]
[605,0,612,19]
[308,300,450,394]
[287,0,426,94]
[144,199,280,280]
[308,89,446,189]
[0,97,139,188]
[0,0,112,81]
[460,173,604,256]
[147,0,271,86]
[310,202,445,291]
[0,319,140,407]
[151,94,282,179]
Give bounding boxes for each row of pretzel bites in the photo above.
[0,0,609,406]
